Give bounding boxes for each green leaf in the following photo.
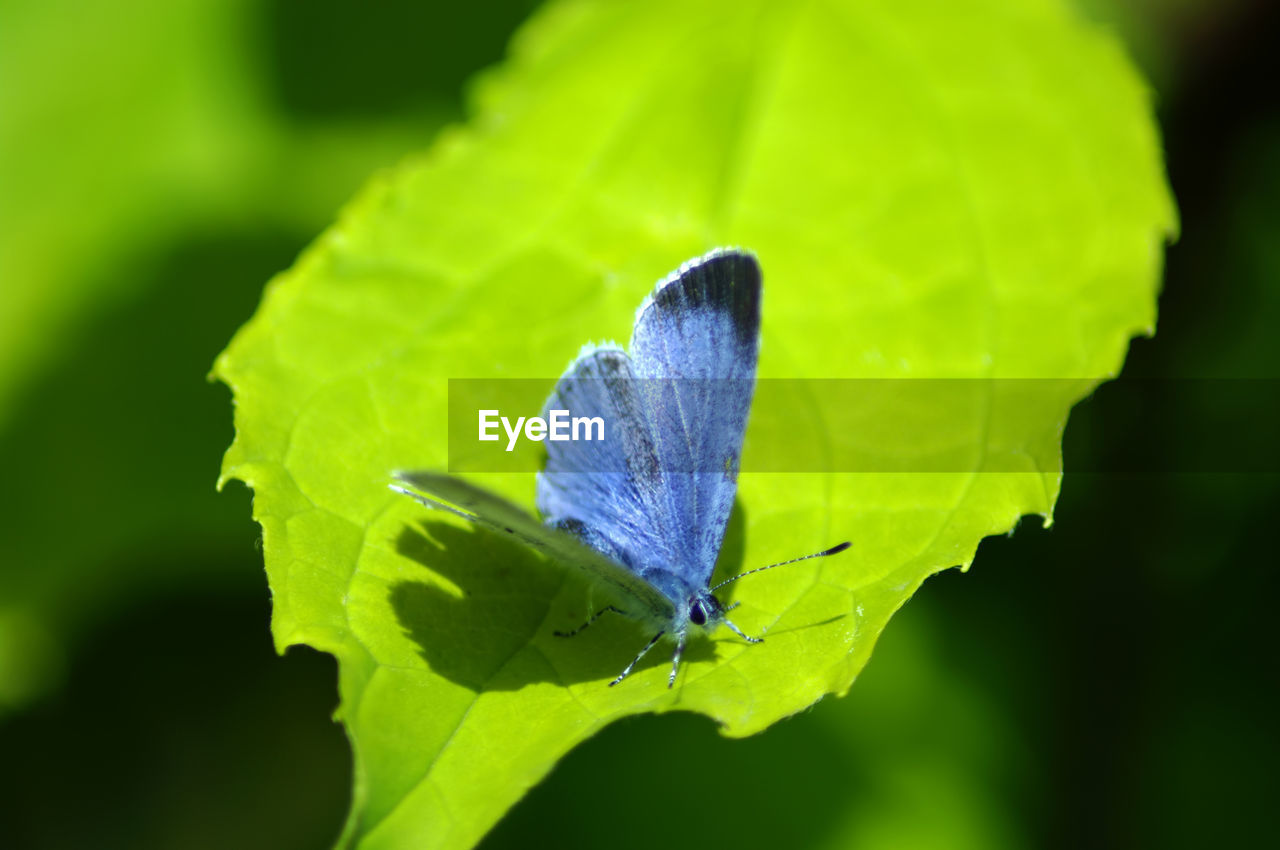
[215,0,1174,847]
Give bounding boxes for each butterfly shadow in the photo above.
[388,507,751,692]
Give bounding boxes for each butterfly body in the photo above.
[392,249,848,687]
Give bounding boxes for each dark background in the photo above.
[1,1,1275,847]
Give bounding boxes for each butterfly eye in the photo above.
[689,601,707,626]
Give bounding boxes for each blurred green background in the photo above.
[1,1,1275,848]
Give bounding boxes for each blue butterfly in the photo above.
[392,248,849,688]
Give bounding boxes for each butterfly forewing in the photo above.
[629,250,761,587]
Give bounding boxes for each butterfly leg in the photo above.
[609,630,664,687]
[554,605,626,638]
[667,633,688,689]
[721,617,764,644]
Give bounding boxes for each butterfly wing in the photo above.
[629,249,761,587]
[535,346,683,576]
[538,249,761,590]
[392,471,675,620]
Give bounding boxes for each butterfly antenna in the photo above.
[710,541,851,593]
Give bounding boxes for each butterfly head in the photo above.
[685,592,726,629]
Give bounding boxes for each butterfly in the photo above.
[391,248,849,688]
